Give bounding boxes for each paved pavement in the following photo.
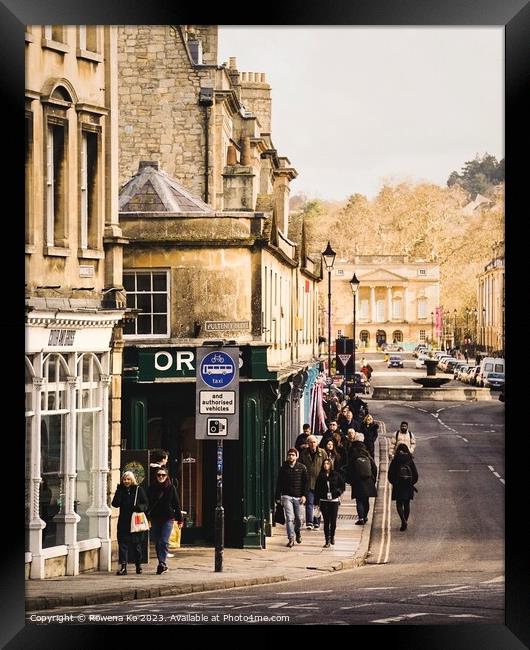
[26,445,381,613]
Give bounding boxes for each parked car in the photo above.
[413,345,428,358]
[482,372,505,390]
[415,353,429,368]
[382,343,404,352]
[465,366,480,385]
[453,363,469,380]
[388,355,404,368]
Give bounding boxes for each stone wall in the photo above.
[118,26,214,200]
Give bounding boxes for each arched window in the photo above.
[360,330,370,344]
[392,330,403,343]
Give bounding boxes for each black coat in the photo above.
[388,452,419,501]
[147,480,182,523]
[346,443,378,499]
[275,461,308,499]
[111,484,149,541]
[314,470,345,505]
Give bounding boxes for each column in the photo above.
[96,373,112,570]
[403,287,408,322]
[63,376,81,576]
[370,286,376,322]
[29,377,46,579]
[387,286,392,321]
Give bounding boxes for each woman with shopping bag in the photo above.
[147,468,183,574]
[111,471,149,575]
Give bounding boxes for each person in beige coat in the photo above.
[389,421,416,459]
[299,436,327,530]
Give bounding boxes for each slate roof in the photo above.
[119,162,211,214]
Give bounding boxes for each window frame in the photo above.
[123,270,171,339]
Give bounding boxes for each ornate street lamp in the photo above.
[349,272,360,394]
[322,241,336,377]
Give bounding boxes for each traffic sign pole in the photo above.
[215,440,224,572]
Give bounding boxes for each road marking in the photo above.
[481,576,504,584]
[448,469,469,472]
[460,437,469,442]
[373,612,486,623]
[360,586,399,590]
[376,437,392,565]
[340,602,386,610]
[416,585,472,597]
[277,590,333,595]
[487,465,505,486]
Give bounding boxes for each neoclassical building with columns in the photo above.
[323,255,440,350]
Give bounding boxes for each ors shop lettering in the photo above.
[48,329,76,346]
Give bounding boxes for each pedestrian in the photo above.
[345,432,377,525]
[323,437,343,475]
[147,467,183,574]
[389,421,416,459]
[361,414,379,459]
[111,470,149,575]
[314,458,345,547]
[274,448,308,547]
[387,443,419,531]
[294,423,312,454]
[299,436,327,530]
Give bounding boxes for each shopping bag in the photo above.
[168,521,181,549]
[274,503,285,525]
[130,511,149,533]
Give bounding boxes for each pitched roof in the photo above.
[119,162,211,214]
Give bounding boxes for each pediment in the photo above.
[360,268,408,283]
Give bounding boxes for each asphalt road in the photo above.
[37,353,504,626]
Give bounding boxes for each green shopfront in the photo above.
[122,343,319,548]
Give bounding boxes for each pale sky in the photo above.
[218,26,504,201]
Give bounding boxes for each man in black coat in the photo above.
[275,449,308,547]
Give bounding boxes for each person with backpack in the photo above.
[389,421,416,460]
[345,432,377,525]
[388,443,419,531]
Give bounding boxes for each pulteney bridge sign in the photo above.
[195,347,239,440]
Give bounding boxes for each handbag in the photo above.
[274,502,285,525]
[130,487,149,533]
[168,520,182,549]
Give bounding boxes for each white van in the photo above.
[477,357,505,387]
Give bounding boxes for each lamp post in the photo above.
[453,309,458,350]
[322,241,336,377]
[430,311,434,346]
[482,307,488,352]
[465,308,470,341]
[349,273,360,394]
[442,310,448,351]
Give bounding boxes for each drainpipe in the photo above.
[199,86,214,204]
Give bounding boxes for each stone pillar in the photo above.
[29,377,46,579]
[97,373,112,571]
[403,287,408,321]
[226,144,237,166]
[62,377,81,576]
[387,286,392,320]
[370,287,376,322]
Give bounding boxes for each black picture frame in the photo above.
[12,1,528,645]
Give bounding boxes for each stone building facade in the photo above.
[324,255,440,353]
[478,251,504,355]
[25,25,126,578]
[116,26,322,548]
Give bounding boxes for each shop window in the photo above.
[123,271,170,337]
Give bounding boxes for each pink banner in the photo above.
[435,306,442,336]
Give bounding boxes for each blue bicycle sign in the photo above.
[200,351,236,388]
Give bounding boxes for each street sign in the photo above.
[338,354,351,366]
[195,347,239,440]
